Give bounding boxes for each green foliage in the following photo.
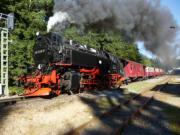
[125,82,150,92]
[8,86,17,95]
[9,86,25,95]
[141,55,154,66]
[64,26,101,50]
[0,0,54,85]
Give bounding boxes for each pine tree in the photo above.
[0,0,54,85]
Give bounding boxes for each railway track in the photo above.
[67,76,171,135]
[0,94,69,106]
[0,96,47,106]
[0,76,168,107]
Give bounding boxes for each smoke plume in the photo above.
[47,0,179,60]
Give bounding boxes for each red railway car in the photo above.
[145,67,155,78]
[156,68,160,76]
[121,59,145,81]
[159,69,164,75]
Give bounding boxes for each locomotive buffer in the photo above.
[0,13,14,96]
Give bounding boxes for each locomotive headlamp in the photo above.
[38,64,42,70]
[38,64,45,70]
[36,31,40,36]
[99,60,102,64]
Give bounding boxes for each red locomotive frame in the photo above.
[18,63,124,96]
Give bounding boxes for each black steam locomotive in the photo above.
[18,32,125,96]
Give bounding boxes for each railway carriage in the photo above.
[121,60,145,82]
[154,68,159,76]
[145,67,155,78]
[159,69,165,75]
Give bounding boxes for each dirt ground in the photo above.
[0,75,179,135]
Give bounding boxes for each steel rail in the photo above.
[0,76,167,107]
[0,92,71,106]
[67,76,170,135]
[113,80,169,135]
[0,96,37,106]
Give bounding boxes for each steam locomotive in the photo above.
[18,32,125,96]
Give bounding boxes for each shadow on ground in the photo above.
[0,104,14,131]
[151,82,180,97]
[63,80,180,135]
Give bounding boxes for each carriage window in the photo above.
[131,64,133,71]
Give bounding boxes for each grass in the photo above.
[125,82,150,92]
[168,82,179,84]
[164,108,180,135]
[96,96,121,110]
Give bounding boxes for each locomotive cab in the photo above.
[33,32,64,66]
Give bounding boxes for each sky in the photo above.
[137,0,180,59]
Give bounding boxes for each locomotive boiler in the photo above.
[18,32,125,96]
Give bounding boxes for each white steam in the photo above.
[47,11,71,32]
